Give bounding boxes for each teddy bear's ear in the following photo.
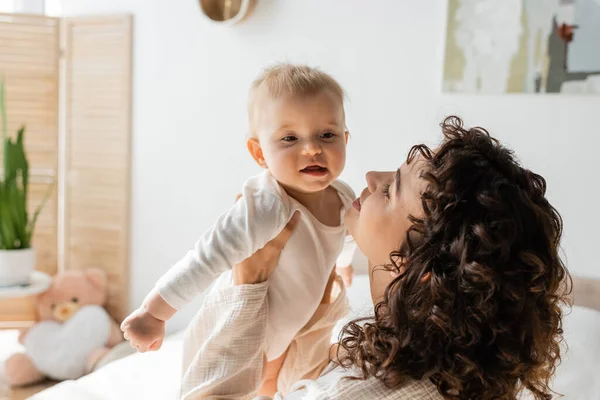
[34,289,52,320]
[85,268,108,290]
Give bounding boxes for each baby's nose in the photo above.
[303,141,322,155]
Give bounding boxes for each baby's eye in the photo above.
[320,132,335,139]
[281,136,297,142]
[72,297,79,303]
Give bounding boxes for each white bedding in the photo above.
[546,305,600,400]
[29,332,184,400]
[27,275,600,400]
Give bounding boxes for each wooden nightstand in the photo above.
[0,272,52,300]
[0,272,52,330]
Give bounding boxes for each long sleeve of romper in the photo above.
[155,186,288,311]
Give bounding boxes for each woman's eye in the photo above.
[320,132,335,139]
[72,297,79,303]
[281,136,297,142]
[383,184,391,198]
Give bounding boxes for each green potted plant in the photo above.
[0,80,52,287]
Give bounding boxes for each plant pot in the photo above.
[0,248,36,287]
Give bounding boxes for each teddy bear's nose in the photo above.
[53,301,80,322]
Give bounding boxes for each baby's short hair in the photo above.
[250,63,345,102]
[248,63,345,135]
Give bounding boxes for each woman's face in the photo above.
[345,156,426,303]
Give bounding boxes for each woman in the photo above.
[178,116,571,399]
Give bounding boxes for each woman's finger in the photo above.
[270,211,300,250]
[232,212,300,285]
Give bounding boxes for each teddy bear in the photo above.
[3,268,123,387]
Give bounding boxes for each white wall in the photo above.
[58,0,600,332]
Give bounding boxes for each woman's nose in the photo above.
[366,171,394,193]
[366,171,377,193]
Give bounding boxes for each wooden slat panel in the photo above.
[62,15,132,322]
[0,14,58,322]
[0,297,36,323]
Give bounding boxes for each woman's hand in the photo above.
[232,205,300,285]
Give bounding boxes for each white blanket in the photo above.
[30,332,184,400]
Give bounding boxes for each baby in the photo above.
[121,63,356,395]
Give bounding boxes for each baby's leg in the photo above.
[277,272,349,394]
[258,349,288,397]
[258,270,339,396]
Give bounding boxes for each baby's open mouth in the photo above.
[300,165,328,176]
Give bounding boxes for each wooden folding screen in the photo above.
[0,14,131,325]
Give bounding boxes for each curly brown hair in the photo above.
[338,116,571,399]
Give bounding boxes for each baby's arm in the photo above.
[122,189,288,351]
[336,232,355,268]
[335,180,357,287]
[335,231,356,287]
[155,190,288,310]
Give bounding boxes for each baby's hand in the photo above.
[336,264,354,288]
[120,307,165,353]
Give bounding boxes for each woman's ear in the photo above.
[247,137,267,168]
[421,271,431,283]
[345,131,349,144]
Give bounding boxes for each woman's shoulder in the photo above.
[333,376,440,400]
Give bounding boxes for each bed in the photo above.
[5,275,600,400]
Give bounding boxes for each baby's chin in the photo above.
[279,177,335,196]
[297,174,339,192]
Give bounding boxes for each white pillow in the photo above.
[547,305,600,399]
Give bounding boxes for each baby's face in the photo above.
[250,90,348,194]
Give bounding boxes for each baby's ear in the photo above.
[345,130,349,144]
[247,137,267,168]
